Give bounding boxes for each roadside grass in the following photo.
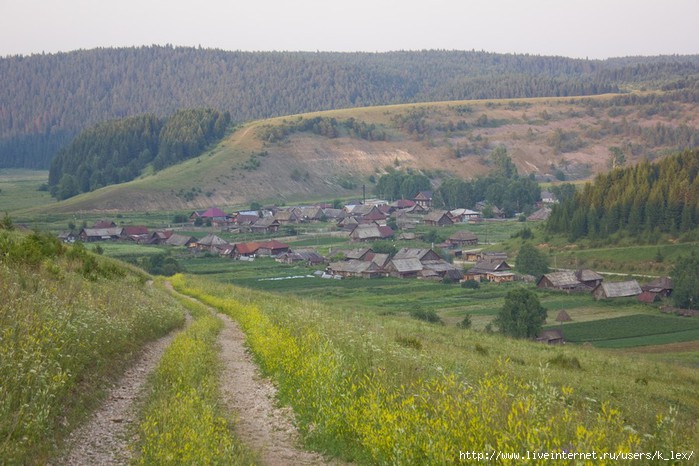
[0,230,185,464]
[134,291,257,465]
[172,274,698,464]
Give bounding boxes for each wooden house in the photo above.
[465,259,514,283]
[340,247,374,261]
[276,250,326,266]
[575,269,604,289]
[195,234,230,251]
[641,276,673,298]
[121,226,149,242]
[147,230,174,245]
[421,260,464,281]
[592,280,642,300]
[256,240,290,256]
[78,227,122,242]
[536,329,565,345]
[413,191,433,208]
[537,271,586,291]
[250,217,280,233]
[385,258,424,279]
[233,242,260,258]
[348,224,393,242]
[423,210,453,227]
[393,248,441,263]
[274,209,301,224]
[327,260,384,279]
[93,220,117,228]
[446,230,478,247]
[165,233,197,247]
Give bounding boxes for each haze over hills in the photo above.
[38,90,699,213]
[2,46,699,169]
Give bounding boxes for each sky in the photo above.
[2,0,698,59]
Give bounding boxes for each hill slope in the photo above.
[2,46,699,169]
[37,91,699,213]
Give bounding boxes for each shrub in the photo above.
[409,308,443,324]
[461,279,480,289]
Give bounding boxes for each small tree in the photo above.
[672,253,699,309]
[515,243,549,278]
[494,289,547,338]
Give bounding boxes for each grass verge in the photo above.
[133,289,257,465]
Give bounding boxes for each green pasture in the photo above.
[0,169,53,213]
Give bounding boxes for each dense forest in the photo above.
[375,147,541,216]
[2,46,699,168]
[48,108,230,199]
[546,150,699,242]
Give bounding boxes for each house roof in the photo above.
[93,220,116,228]
[468,259,511,274]
[81,227,122,237]
[413,191,433,200]
[540,271,581,288]
[527,207,552,221]
[389,258,424,273]
[197,234,229,247]
[537,329,564,342]
[166,234,197,247]
[350,224,393,240]
[235,242,261,255]
[422,260,460,273]
[252,217,280,228]
[643,276,673,291]
[595,280,642,298]
[424,210,452,223]
[235,214,260,225]
[201,207,228,218]
[576,269,604,282]
[122,226,149,236]
[329,260,381,274]
[394,248,438,261]
[258,240,290,250]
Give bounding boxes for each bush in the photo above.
[409,308,443,324]
[459,314,472,329]
[461,279,480,289]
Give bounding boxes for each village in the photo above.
[58,189,676,315]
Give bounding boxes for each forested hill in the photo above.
[2,46,699,169]
[546,149,699,242]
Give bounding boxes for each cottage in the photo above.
[423,210,453,227]
[121,226,149,242]
[393,248,441,263]
[250,217,280,233]
[348,223,393,242]
[421,260,464,281]
[190,208,229,225]
[359,205,388,224]
[465,259,514,282]
[148,230,174,245]
[273,209,301,224]
[327,260,384,278]
[339,247,374,261]
[233,242,260,258]
[641,276,673,298]
[165,233,197,247]
[448,208,480,223]
[592,280,642,300]
[527,207,552,221]
[413,191,433,208]
[256,240,290,256]
[78,227,123,242]
[536,329,565,345]
[195,234,230,251]
[385,258,424,279]
[446,230,478,247]
[537,271,585,291]
[575,269,604,289]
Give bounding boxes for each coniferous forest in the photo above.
[546,149,699,242]
[2,46,699,168]
[47,108,230,199]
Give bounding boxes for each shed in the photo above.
[447,230,478,247]
[592,280,642,300]
[423,210,453,227]
[537,271,584,291]
[536,329,565,345]
[385,258,424,279]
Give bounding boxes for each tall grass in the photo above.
[172,274,694,464]
[134,294,256,465]
[0,230,185,464]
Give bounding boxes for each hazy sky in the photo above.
[2,0,698,59]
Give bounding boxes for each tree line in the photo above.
[2,46,698,168]
[48,108,230,199]
[546,150,699,241]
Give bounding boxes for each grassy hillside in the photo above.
[173,274,698,463]
[27,91,699,213]
[0,228,185,463]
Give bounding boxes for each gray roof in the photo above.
[541,271,581,288]
[166,234,196,247]
[596,280,642,298]
[576,269,604,282]
[389,258,424,273]
[468,259,511,274]
[329,260,381,274]
[197,234,229,247]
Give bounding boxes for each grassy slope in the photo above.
[23,91,699,213]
